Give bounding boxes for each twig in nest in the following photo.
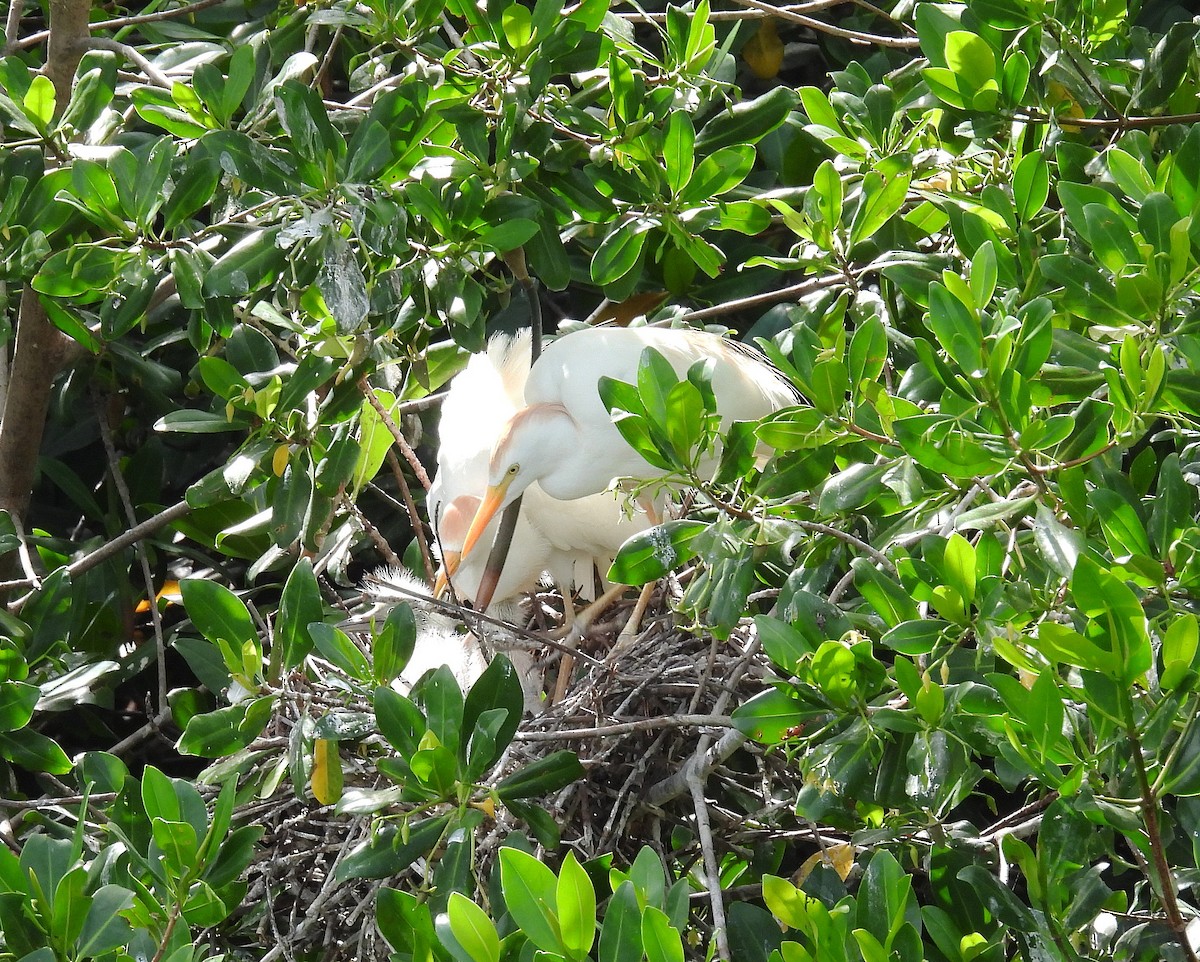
[690,772,731,962]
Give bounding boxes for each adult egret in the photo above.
[456,325,796,565]
[431,331,647,615]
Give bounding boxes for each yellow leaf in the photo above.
[470,797,496,819]
[793,843,855,886]
[272,443,290,477]
[135,579,182,614]
[311,738,343,805]
[743,18,784,81]
[1046,80,1083,133]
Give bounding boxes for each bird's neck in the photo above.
[524,404,602,501]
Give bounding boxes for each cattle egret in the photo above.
[457,325,796,565]
[431,331,646,614]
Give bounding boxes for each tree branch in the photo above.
[45,0,91,105]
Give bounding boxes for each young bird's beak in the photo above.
[432,550,460,599]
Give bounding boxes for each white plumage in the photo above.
[431,331,646,611]
[457,325,795,563]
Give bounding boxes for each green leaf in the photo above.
[496,750,584,800]
[418,665,464,758]
[1091,489,1151,559]
[591,217,654,285]
[812,159,843,232]
[180,579,257,650]
[177,697,273,757]
[446,893,500,962]
[882,619,952,656]
[310,623,372,680]
[277,559,323,671]
[374,685,425,757]
[141,763,181,821]
[499,847,564,953]
[731,687,808,744]
[373,602,417,684]
[1012,152,1049,222]
[599,880,642,962]
[640,906,684,962]
[32,245,127,300]
[0,681,37,732]
[680,145,755,204]
[850,166,912,246]
[502,2,533,49]
[944,31,996,91]
[664,112,695,195]
[557,851,597,958]
[75,885,135,958]
[756,615,815,673]
[462,654,522,769]
[203,227,286,298]
[154,410,247,434]
[608,520,708,586]
[23,74,55,131]
[853,559,919,627]
[695,86,797,152]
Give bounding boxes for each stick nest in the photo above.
[220,590,814,962]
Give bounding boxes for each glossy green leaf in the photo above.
[374,685,425,758]
[591,217,654,286]
[180,579,257,650]
[599,880,642,962]
[663,111,695,195]
[558,851,597,957]
[498,847,563,953]
[76,885,135,958]
[731,687,808,744]
[680,145,754,204]
[310,623,372,680]
[608,520,708,586]
[640,906,684,962]
[373,602,417,684]
[446,892,500,962]
[276,559,323,672]
[177,697,273,757]
[496,750,584,800]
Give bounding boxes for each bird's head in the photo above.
[432,494,479,597]
[456,406,560,563]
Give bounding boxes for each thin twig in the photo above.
[3,500,192,610]
[17,0,226,48]
[608,0,841,20]
[87,36,173,87]
[1014,109,1200,130]
[681,275,845,323]
[358,378,431,490]
[108,710,173,757]
[383,447,434,583]
[9,512,42,588]
[96,394,169,714]
[731,0,919,48]
[515,713,735,741]
[690,772,731,962]
[791,519,896,571]
[4,0,23,51]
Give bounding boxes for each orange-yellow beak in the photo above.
[460,480,510,562]
[433,550,461,598]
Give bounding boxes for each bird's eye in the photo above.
[507,463,519,476]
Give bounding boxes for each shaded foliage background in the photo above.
[2,0,1200,959]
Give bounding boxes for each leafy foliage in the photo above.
[3,0,1200,959]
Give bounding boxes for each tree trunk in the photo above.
[0,0,90,584]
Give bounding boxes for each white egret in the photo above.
[457,325,797,564]
[431,330,647,616]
